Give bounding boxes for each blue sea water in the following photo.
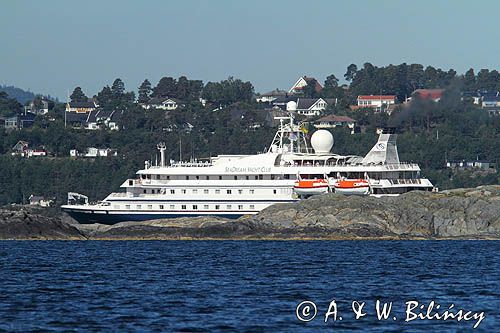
[0,241,498,332]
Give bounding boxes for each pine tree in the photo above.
[70,87,88,103]
[137,79,152,103]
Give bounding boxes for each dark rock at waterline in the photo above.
[0,207,85,240]
[1,186,499,240]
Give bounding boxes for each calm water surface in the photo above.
[0,241,498,332]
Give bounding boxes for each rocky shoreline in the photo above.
[1,186,499,240]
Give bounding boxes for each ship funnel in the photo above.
[362,130,399,165]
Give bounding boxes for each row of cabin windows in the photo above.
[139,174,293,181]
[141,188,283,195]
[120,204,256,210]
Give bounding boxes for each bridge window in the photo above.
[227,205,232,210]
[238,189,243,194]
[249,189,255,194]
[126,205,130,209]
[273,189,277,194]
[215,189,220,194]
[136,205,141,209]
[170,204,175,209]
[246,176,249,180]
[186,176,189,180]
[181,205,186,210]
[143,189,147,194]
[170,189,175,194]
[227,189,232,194]
[249,204,255,210]
[147,205,153,210]
[238,205,243,210]
[159,205,164,209]
[219,175,222,180]
[182,189,187,194]
[206,176,209,180]
[204,205,209,210]
[192,189,198,194]
[204,189,209,194]
[215,205,220,210]
[193,205,198,210]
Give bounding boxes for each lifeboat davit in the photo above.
[293,179,329,196]
[333,179,370,195]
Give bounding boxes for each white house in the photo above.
[356,95,397,111]
[71,148,118,158]
[289,76,323,95]
[291,98,333,117]
[142,98,179,110]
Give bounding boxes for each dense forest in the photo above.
[0,63,499,205]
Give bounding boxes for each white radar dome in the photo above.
[311,130,334,153]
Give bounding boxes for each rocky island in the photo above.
[1,186,499,240]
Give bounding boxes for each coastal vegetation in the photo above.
[0,63,499,205]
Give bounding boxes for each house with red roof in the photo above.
[352,95,397,112]
[288,76,323,95]
[410,89,444,102]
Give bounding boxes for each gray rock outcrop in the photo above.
[1,186,499,240]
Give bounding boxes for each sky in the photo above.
[1,0,499,100]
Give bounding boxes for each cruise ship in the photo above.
[62,116,434,224]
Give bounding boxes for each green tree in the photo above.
[70,87,88,103]
[153,76,177,98]
[344,64,358,82]
[137,79,152,103]
[111,78,125,98]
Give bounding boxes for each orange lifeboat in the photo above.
[293,178,329,196]
[333,179,370,195]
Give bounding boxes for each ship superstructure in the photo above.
[62,116,433,224]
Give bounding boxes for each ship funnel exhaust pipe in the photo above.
[157,142,166,167]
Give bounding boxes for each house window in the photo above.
[170,204,175,209]
[215,189,220,194]
[159,205,164,210]
[170,189,175,194]
[193,205,198,210]
[227,189,232,194]
[129,180,133,186]
[125,205,131,209]
[204,205,209,210]
[204,189,209,194]
[238,205,243,210]
[181,205,186,210]
[249,204,255,210]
